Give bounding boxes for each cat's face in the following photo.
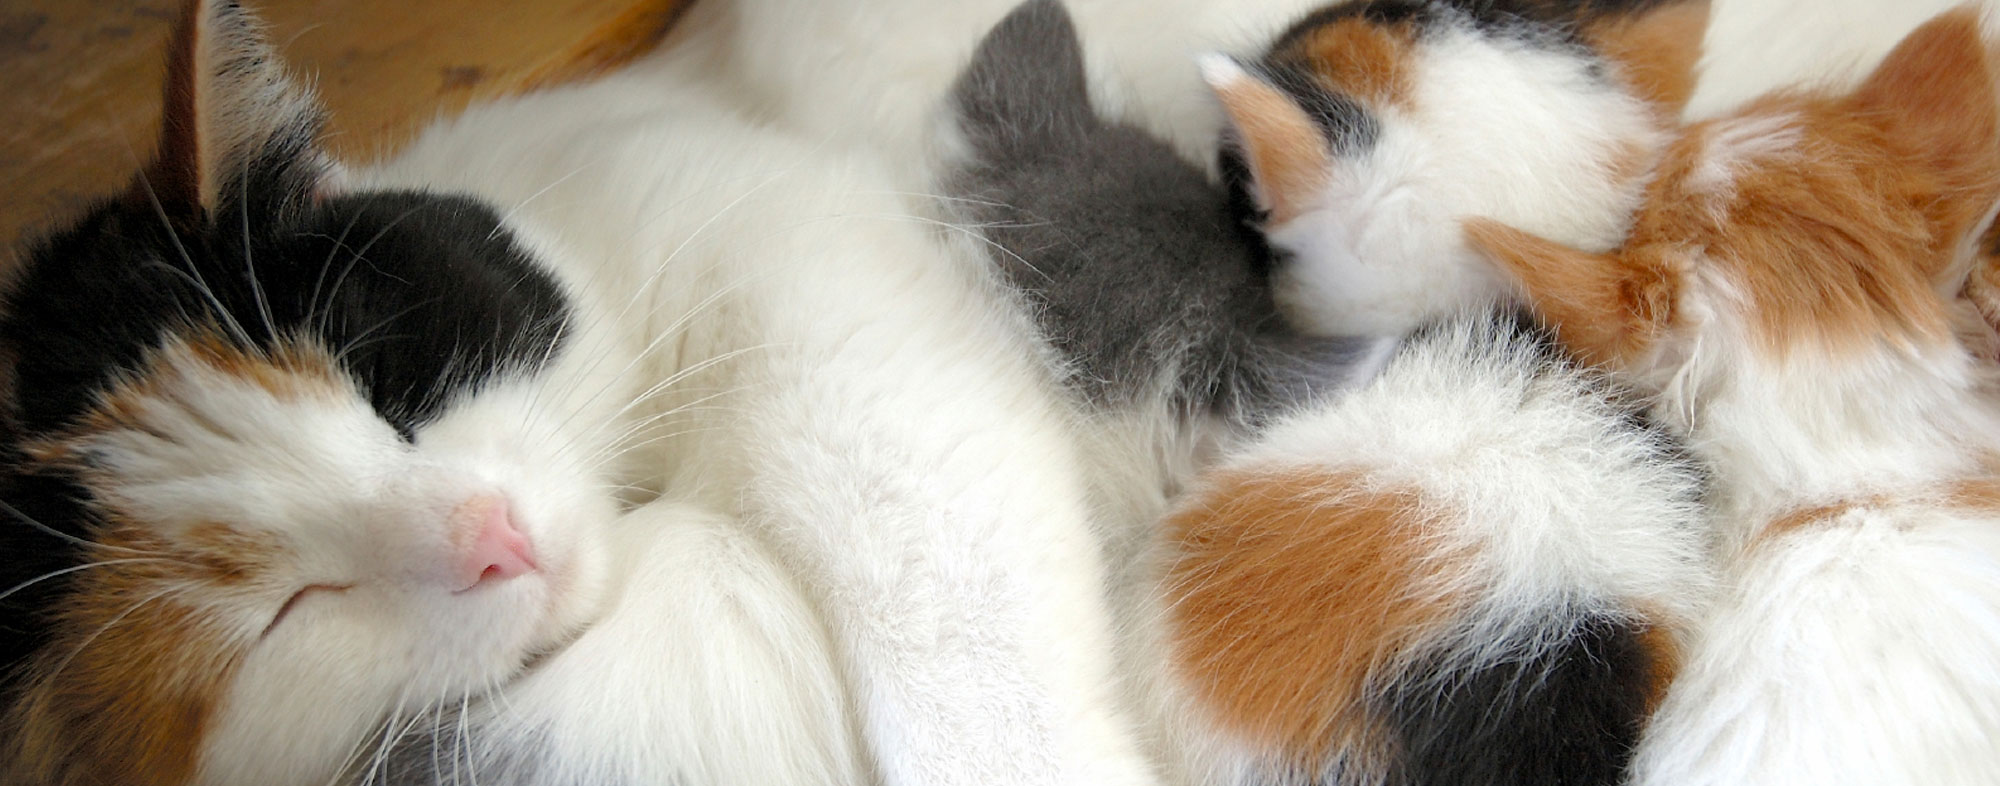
[1465,7,2000,407]
[0,3,620,784]
[1203,0,1707,337]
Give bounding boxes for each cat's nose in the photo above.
[450,495,539,592]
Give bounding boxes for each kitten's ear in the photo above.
[1577,0,1711,117]
[1464,218,1673,366]
[1848,6,2000,277]
[137,0,330,223]
[1201,54,1329,224]
[952,0,1094,148]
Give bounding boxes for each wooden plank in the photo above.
[0,0,685,255]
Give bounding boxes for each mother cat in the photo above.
[0,2,1157,784]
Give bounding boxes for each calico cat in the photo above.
[1467,8,2000,784]
[1199,0,1708,337]
[0,2,1159,785]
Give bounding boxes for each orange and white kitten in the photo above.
[1468,8,2000,785]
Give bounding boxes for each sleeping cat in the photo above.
[1467,8,2000,784]
[0,1,1159,784]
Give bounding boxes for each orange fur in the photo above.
[1164,469,1467,770]
[3,523,281,786]
[1271,17,1417,111]
[1580,0,1711,116]
[1470,8,2000,364]
[1210,72,1333,225]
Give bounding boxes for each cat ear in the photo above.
[952,0,1094,149]
[1577,0,1712,117]
[137,0,330,222]
[1463,218,1673,366]
[1200,54,1330,224]
[1848,6,2000,280]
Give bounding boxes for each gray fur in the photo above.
[945,0,1385,425]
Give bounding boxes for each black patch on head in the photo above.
[2,188,571,441]
[0,153,571,703]
[1376,614,1661,786]
[948,0,1382,425]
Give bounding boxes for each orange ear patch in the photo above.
[4,524,268,786]
[1203,56,1333,224]
[1464,218,1676,366]
[1580,0,1711,117]
[1271,15,1417,112]
[1164,468,1468,771]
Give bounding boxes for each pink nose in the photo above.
[452,496,539,592]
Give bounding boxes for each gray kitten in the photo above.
[942,0,1391,430]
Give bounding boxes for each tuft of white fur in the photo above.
[361,65,1159,786]
[1630,503,2000,786]
[1266,13,1664,337]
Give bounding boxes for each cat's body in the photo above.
[0,2,1158,784]
[1468,9,2000,783]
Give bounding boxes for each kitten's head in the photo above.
[0,2,618,783]
[1203,0,1708,336]
[1466,7,2000,409]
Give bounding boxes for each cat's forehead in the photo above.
[5,188,572,442]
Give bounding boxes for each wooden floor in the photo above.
[0,0,685,257]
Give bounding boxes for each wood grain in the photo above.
[0,0,685,256]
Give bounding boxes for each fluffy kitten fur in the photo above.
[1468,9,2000,784]
[944,0,1391,429]
[1200,0,1707,337]
[1,2,1158,784]
[1148,313,1711,786]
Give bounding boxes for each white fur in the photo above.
[1128,317,1713,784]
[358,64,1157,786]
[1260,13,1663,337]
[1684,0,2000,120]
[666,0,1326,172]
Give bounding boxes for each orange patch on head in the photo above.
[1163,468,1466,770]
[1205,58,1333,224]
[1272,16,1417,111]
[4,522,278,785]
[1580,0,1711,117]
[1471,7,2000,365]
[1631,620,1683,714]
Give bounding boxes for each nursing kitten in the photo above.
[1199,0,1708,337]
[942,0,1392,468]
[0,2,1157,785]
[1468,9,2000,784]
[1151,312,1711,786]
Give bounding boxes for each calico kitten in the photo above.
[1,2,1159,785]
[1468,9,2000,784]
[1200,0,1708,336]
[1152,312,1711,786]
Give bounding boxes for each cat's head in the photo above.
[0,2,620,783]
[1466,7,2000,417]
[1203,0,1709,336]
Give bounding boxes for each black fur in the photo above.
[946,0,1382,425]
[0,96,570,701]
[1375,614,1661,786]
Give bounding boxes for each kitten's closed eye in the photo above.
[262,583,351,638]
